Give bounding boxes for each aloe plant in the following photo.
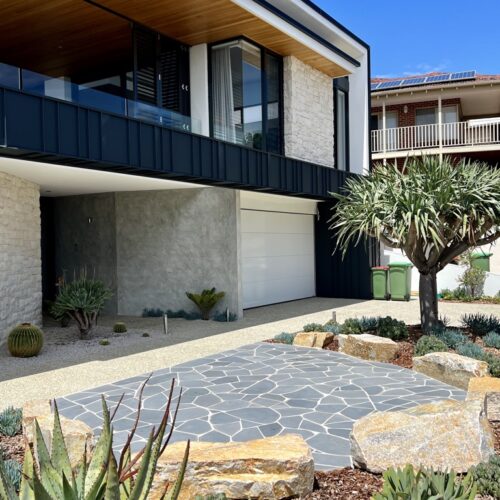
[0,378,188,499]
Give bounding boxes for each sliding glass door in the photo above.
[211,39,282,154]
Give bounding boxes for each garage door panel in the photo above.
[241,210,314,234]
[242,232,314,258]
[241,209,316,309]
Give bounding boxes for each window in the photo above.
[334,77,349,171]
[416,107,436,126]
[210,39,282,153]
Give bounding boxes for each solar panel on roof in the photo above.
[400,77,426,87]
[371,83,380,91]
[378,80,403,89]
[426,74,452,83]
[450,71,476,81]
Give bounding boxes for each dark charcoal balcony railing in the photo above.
[0,62,352,200]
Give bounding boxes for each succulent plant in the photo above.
[303,323,325,332]
[0,459,21,491]
[340,318,363,335]
[99,339,110,346]
[373,464,476,500]
[456,342,485,360]
[472,453,500,497]
[431,328,468,349]
[461,313,500,340]
[376,316,408,341]
[142,332,150,338]
[194,494,227,500]
[273,332,296,344]
[0,407,22,437]
[185,288,225,320]
[142,308,164,318]
[113,322,127,333]
[0,378,188,499]
[483,331,500,349]
[7,323,44,358]
[415,335,448,357]
[358,316,380,332]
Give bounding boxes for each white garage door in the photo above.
[241,209,316,308]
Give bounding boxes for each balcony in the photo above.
[0,62,351,200]
[371,119,500,159]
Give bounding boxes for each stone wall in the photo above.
[0,172,42,342]
[52,187,242,318]
[53,194,118,314]
[115,188,241,317]
[283,56,334,167]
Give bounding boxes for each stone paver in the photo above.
[58,343,465,470]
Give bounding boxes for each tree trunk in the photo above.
[419,270,439,331]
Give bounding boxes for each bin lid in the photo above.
[371,266,389,270]
[471,251,493,258]
[388,261,413,267]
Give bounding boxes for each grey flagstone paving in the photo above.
[58,343,465,470]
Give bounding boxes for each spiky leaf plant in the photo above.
[330,157,500,331]
[0,407,22,437]
[0,378,188,499]
[185,288,225,320]
[51,271,112,338]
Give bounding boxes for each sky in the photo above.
[313,1,500,78]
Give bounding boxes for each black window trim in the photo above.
[208,36,284,155]
[334,76,350,172]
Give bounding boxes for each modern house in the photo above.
[0,0,373,340]
[371,71,500,276]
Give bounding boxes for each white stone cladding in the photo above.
[0,172,42,343]
[283,56,334,168]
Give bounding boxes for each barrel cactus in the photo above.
[7,323,43,357]
[113,322,127,333]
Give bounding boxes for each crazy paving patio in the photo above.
[57,342,465,470]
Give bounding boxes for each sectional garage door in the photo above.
[241,207,316,309]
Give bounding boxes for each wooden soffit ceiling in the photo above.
[91,0,350,77]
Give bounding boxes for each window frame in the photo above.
[334,76,350,171]
[208,36,284,155]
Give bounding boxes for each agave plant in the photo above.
[0,378,188,499]
[186,288,225,320]
[373,464,477,500]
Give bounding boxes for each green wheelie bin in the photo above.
[388,262,413,301]
[371,266,390,300]
[470,251,492,272]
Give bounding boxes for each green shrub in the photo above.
[213,310,238,322]
[458,260,486,298]
[340,318,363,335]
[456,342,485,360]
[483,331,500,349]
[0,459,21,491]
[358,316,380,332]
[461,313,500,339]
[483,353,500,378]
[472,454,500,498]
[167,309,203,320]
[324,323,341,334]
[373,464,476,500]
[273,332,296,345]
[433,328,468,349]
[186,288,225,320]
[51,272,112,338]
[415,335,448,356]
[323,319,337,327]
[142,308,164,317]
[303,323,325,332]
[113,322,127,333]
[0,381,188,499]
[0,407,22,437]
[377,316,408,341]
[99,339,110,346]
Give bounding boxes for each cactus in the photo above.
[99,339,110,346]
[142,332,150,337]
[7,323,44,358]
[113,322,127,333]
[0,407,22,437]
[0,378,188,499]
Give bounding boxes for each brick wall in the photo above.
[372,98,461,128]
[0,172,42,343]
[283,56,334,167]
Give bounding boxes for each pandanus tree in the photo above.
[329,156,500,330]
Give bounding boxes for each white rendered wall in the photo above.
[189,44,210,136]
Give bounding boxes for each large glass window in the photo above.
[211,39,282,153]
[334,77,349,171]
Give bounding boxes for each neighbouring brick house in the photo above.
[371,71,500,275]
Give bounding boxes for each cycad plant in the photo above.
[0,378,188,499]
[186,288,225,320]
[330,157,500,330]
[51,271,112,338]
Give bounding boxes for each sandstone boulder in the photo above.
[338,333,398,362]
[413,352,489,389]
[22,399,52,434]
[467,376,500,421]
[150,434,314,499]
[293,331,334,349]
[350,399,495,473]
[24,413,94,468]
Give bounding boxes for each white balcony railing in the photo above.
[371,119,500,154]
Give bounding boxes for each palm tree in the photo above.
[330,156,500,330]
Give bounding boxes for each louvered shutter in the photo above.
[135,27,157,105]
